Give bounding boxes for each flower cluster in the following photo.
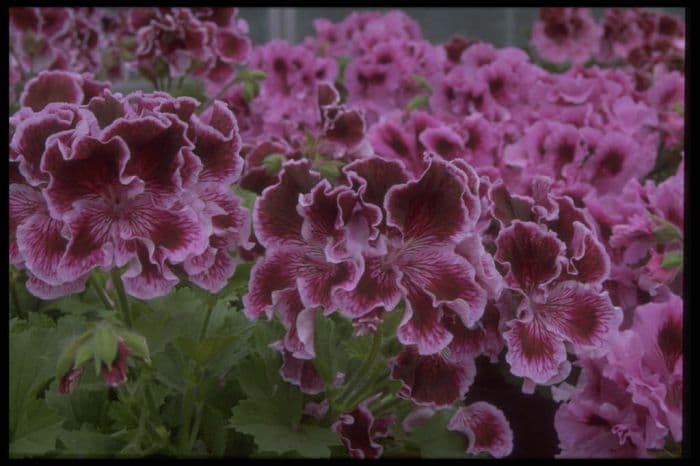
[554,294,682,457]
[10,71,249,299]
[125,7,251,88]
[531,8,685,92]
[8,7,683,460]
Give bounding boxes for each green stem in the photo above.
[199,299,216,342]
[178,381,196,454]
[110,269,133,329]
[342,367,390,411]
[335,330,382,407]
[197,74,239,114]
[372,394,405,415]
[9,276,25,319]
[188,402,204,451]
[89,274,114,310]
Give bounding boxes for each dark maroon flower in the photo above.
[448,402,514,458]
[332,395,395,459]
[390,346,476,409]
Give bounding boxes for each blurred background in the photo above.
[239,7,685,47]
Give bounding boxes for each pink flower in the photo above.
[531,8,601,64]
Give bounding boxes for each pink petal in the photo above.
[495,221,566,294]
[448,402,514,458]
[254,160,320,249]
[390,346,476,409]
[243,248,301,320]
[16,213,69,285]
[191,101,243,184]
[537,281,622,349]
[386,159,470,243]
[25,272,87,300]
[20,71,84,112]
[343,158,408,209]
[397,285,453,355]
[333,255,402,319]
[503,317,567,384]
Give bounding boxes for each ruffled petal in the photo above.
[16,213,69,285]
[243,248,302,320]
[448,402,514,458]
[20,70,84,111]
[59,200,116,280]
[503,317,567,384]
[333,255,402,318]
[565,222,611,286]
[25,271,87,300]
[399,247,488,330]
[271,341,325,395]
[191,101,243,184]
[386,159,470,243]
[41,135,138,217]
[254,160,320,249]
[296,247,362,312]
[331,395,395,459]
[537,281,622,349]
[390,346,476,409]
[121,241,179,299]
[343,157,408,209]
[495,220,566,294]
[397,285,452,355]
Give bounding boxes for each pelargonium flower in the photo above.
[604,294,683,442]
[241,40,338,141]
[332,395,395,459]
[531,8,601,64]
[490,178,621,388]
[127,7,250,87]
[9,7,120,79]
[9,71,250,300]
[337,158,491,356]
[554,343,674,458]
[243,159,377,359]
[309,10,422,60]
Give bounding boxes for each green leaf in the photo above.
[661,250,683,269]
[406,410,467,458]
[175,334,237,366]
[45,379,111,431]
[56,425,125,457]
[9,399,63,457]
[10,318,84,435]
[199,406,227,457]
[314,313,356,385]
[407,94,430,111]
[229,400,339,458]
